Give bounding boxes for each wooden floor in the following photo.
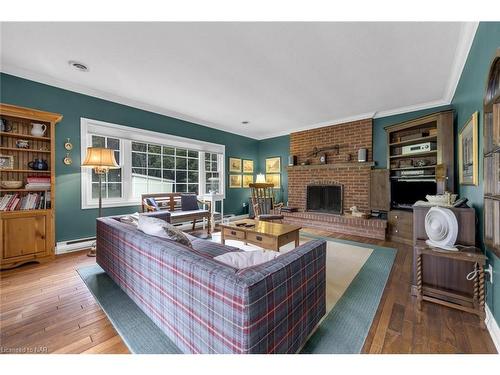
[0,230,497,354]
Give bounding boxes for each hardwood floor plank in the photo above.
[0,231,497,354]
[388,303,405,334]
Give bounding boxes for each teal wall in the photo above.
[451,22,500,326]
[257,135,290,204]
[0,73,259,242]
[372,105,453,168]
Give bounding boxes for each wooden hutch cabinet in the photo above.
[384,110,454,245]
[0,104,62,269]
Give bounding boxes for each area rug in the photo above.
[78,233,395,354]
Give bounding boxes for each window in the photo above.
[205,152,221,194]
[131,142,200,196]
[81,118,225,209]
[90,135,122,199]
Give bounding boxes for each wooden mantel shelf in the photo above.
[287,161,375,170]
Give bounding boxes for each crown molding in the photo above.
[444,22,479,103]
[372,98,452,119]
[0,64,259,140]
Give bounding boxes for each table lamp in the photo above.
[256,173,266,183]
[82,147,119,256]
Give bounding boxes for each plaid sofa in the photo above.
[96,216,327,354]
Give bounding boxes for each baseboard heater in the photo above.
[56,237,96,254]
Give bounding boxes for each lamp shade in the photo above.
[82,147,119,169]
[256,173,266,183]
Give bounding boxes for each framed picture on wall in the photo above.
[265,173,281,189]
[229,157,242,173]
[229,175,242,188]
[243,159,254,174]
[242,174,254,188]
[265,156,281,173]
[459,111,479,185]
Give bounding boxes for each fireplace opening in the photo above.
[307,185,343,214]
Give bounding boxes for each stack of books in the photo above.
[0,192,49,211]
[25,176,51,190]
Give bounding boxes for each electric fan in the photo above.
[424,207,459,251]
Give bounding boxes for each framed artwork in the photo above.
[265,156,281,173]
[265,173,281,189]
[229,157,242,173]
[0,155,14,170]
[243,159,254,174]
[459,111,479,185]
[242,174,254,188]
[229,175,242,188]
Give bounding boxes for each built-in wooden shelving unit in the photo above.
[0,103,62,269]
[386,110,454,195]
[384,110,454,245]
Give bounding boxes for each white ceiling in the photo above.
[0,22,477,139]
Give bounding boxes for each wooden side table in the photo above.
[415,241,488,328]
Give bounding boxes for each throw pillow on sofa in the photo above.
[214,250,281,269]
[120,212,140,227]
[137,215,192,248]
[162,225,193,248]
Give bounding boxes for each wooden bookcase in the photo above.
[384,110,454,244]
[483,49,500,258]
[0,104,62,269]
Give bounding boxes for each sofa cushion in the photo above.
[138,215,192,248]
[170,209,209,218]
[214,250,281,269]
[181,194,199,211]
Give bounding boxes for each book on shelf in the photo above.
[0,192,48,211]
[26,176,51,184]
[25,183,51,190]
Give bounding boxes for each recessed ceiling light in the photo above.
[241,121,249,125]
[68,60,89,72]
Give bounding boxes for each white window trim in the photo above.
[80,118,225,209]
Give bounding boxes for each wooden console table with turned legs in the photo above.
[415,241,488,328]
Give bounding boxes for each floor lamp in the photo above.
[82,147,119,257]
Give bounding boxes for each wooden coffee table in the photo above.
[220,219,301,251]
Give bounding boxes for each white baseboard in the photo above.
[486,304,500,353]
[55,214,250,255]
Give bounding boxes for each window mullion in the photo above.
[200,151,206,196]
[122,139,132,202]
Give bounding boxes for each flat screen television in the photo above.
[391,180,437,209]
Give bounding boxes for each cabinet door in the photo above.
[1,214,48,259]
[370,169,390,211]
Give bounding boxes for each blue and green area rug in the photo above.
[78,233,396,354]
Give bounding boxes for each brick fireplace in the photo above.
[284,118,387,240]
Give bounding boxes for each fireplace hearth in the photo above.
[307,185,343,214]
